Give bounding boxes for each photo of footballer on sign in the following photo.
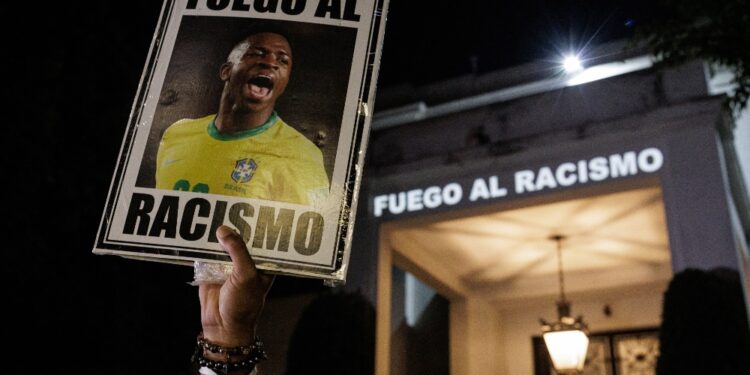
[141,18,349,205]
[94,0,389,281]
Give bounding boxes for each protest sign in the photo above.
[94,0,389,281]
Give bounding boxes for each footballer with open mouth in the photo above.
[155,28,329,205]
[217,31,293,132]
[246,74,275,102]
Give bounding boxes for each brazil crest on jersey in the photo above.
[155,113,329,206]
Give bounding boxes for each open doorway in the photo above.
[377,185,673,375]
[390,268,450,375]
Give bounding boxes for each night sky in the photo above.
[381,0,651,85]
[10,0,653,372]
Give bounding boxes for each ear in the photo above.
[219,62,232,81]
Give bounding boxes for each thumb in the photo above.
[216,225,257,281]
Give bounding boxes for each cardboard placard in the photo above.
[94,0,389,282]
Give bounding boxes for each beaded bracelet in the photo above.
[197,333,265,358]
[191,333,267,375]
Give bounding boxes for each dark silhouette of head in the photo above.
[657,267,750,374]
[284,291,376,375]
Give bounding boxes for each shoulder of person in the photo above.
[163,115,215,137]
[276,119,324,158]
[170,114,214,129]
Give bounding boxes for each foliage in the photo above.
[634,0,750,115]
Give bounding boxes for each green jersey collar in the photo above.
[207,112,278,141]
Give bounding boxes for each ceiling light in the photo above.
[540,234,590,374]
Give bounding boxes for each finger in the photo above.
[198,282,221,305]
[216,225,257,280]
[198,282,220,315]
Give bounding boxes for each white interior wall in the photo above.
[451,297,504,375]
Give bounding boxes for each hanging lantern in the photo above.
[540,235,590,374]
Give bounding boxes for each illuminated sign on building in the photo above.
[372,147,663,218]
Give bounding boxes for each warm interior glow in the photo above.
[543,329,590,373]
[387,187,670,301]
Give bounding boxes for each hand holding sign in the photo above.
[199,225,274,347]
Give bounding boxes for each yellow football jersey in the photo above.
[155,113,329,206]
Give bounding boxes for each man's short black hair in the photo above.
[226,24,293,63]
[245,24,292,45]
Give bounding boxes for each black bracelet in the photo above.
[194,352,263,373]
[191,333,267,375]
[197,333,265,357]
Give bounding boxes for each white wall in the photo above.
[451,297,504,375]
[498,285,667,375]
[735,107,750,192]
[706,65,750,196]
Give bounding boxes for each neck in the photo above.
[215,101,274,134]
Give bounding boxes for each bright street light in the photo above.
[563,55,583,74]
